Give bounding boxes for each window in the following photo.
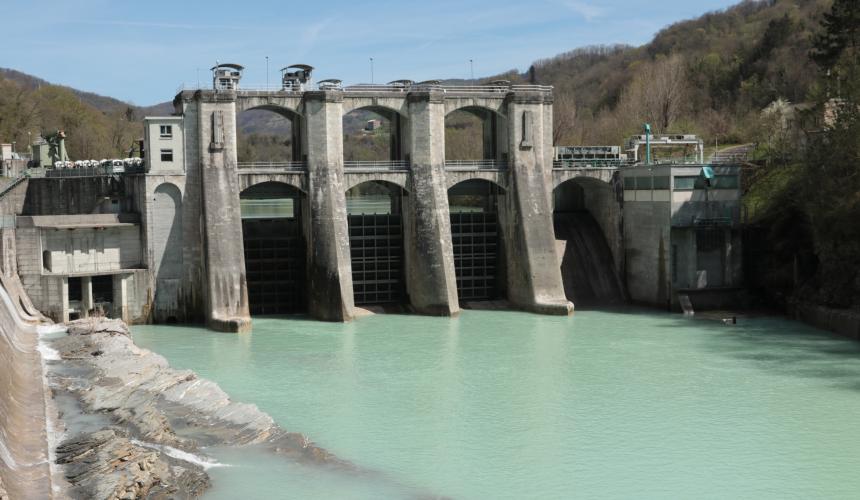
[674,176,706,190]
[160,149,174,162]
[623,176,636,190]
[652,176,671,189]
[159,125,173,138]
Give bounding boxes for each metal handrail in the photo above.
[28,166,142,178]
[237,161,306,170]
[178,82,553,95]
[553,159,633,169]
[344,160,410,171]
[445,160,508,170]
[0,174,27,200]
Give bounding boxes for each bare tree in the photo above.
[552,92,577,145]
[618,54,689,133]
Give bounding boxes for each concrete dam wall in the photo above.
[0,271,53,498]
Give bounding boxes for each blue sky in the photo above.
[1,0,740,105]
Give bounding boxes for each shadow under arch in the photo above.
[152,182,184,322]
[239,181,307,314]
[447,178,508,302]
[552,177,626,307]
[345,180,407,306]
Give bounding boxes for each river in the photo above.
[132,309,860,499]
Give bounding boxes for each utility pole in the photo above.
[266,56,269,89]
[370,57,374,84]
[470,59,474,80]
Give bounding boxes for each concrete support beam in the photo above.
[304,91,355,321]
[61,277,69,323]
[404,93,459,315]
[195,94,251,332]
[81,276,93,318]
[113,274,128,322]
[504,94,573,315]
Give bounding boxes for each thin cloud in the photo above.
[561,1,605,22]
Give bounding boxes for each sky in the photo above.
[1,0,741,106]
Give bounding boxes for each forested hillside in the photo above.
[502,0,835,146]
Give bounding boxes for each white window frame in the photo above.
[159,125,173,139]
[160,149,174,162]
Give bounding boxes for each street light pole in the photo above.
[370,58,374,83]
[266,56,269,89]
[470,59,474,80]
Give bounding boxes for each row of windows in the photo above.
[623,175,739,191]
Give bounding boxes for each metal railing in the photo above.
[237,161,306,171]
[344,160,410,171]
[0,174,27,201]
[178,82,553,95]
[27,165,145,178]
[445,160,508,171]
[552,159,633,169]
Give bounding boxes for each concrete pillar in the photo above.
[81,276,93,318]
[60,276,69,323]
[504,91,573,315]
[404,92,459,315]
[194,92,251,332]
[303,91,355,321]
[112,274,128,322]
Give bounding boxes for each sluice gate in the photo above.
[450,211,500,301]
[240,182,306,315]
[348,213,404,305]
[346,182,406,305]
[242,218,306,314]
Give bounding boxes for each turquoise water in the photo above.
[132,310,860,499]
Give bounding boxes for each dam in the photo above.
[0,63,743,333]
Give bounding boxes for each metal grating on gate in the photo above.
[242,218,306,314]
[450,211,499,301]
[348,213,405,305]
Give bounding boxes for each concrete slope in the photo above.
[0,273,53,499]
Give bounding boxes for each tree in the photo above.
[617,54,690,134]
[552,93,577,145]
[811,0,860,69]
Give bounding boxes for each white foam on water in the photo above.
[130,439,230,470]
[36,342,60,361]
[36,324,67,337]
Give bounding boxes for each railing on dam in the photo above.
[552,159,632,169]
[26,165,146,178]
[178,83,553,96]
[236,161,306,171]
[445,160,508,171]
[343,160,410,171]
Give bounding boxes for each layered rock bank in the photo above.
[46,318,352,498]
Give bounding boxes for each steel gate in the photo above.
[242,218,306,314]
[450,211,500,300]
[348,213,404,305]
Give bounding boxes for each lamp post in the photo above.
[470,59,474,80]
[266,56,269,89]
[370,57,374,83]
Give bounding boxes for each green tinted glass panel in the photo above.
[674,176,697,190]
[240,198,295,219]
[623,176,636,190]
[652,176,671,189]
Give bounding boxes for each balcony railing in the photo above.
[445,160,508,171]
[236,161,306,171]
[343,160,410,171]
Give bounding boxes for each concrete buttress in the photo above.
[195,93,252,332]
[304,91,355,321]
[504,92,573,315]
[405,92,460,315]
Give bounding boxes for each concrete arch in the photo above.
[152,182,183,321]
[445,171,508,191]
[444,99,506,117]
[236,96,303,117]
[344,177,409,194]
[239,174,306,194]
[344,172,409,193]
[341,99,409,118]
[240,180,304,198]
[551,168,616,190]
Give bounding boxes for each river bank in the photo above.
[43,317,353,498]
